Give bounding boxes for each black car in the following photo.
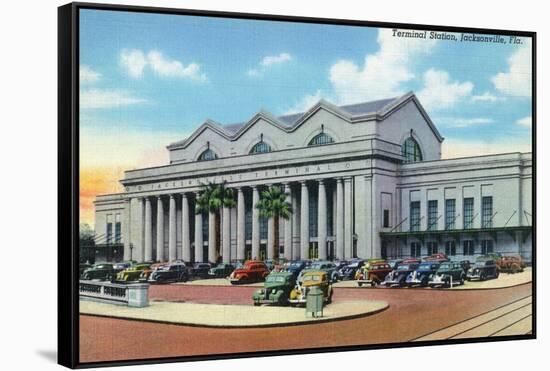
[338,259,365,280]
[208,263,235,278]
[80,263,115,281]
[191,263,212,278]
[383,262,421,287]
[405,262,440,287]
[148,263,189,283]
[467,259,499,281]
[284,260,308,279]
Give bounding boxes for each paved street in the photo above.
[80,282,532,363]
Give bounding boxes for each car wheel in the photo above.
[480,273,486,281]
[253,302,260,306]
[358,282,363,287]
[460,276,465,285]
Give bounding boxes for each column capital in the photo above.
[343,176,353,183]
[169,194,176,200]
[300,180,308,186]
[318,179,326,185]
[181,192,188,199]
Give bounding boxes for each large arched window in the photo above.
[249,141,272,154]
[197,148,218,161]
[402,137,423,163]
[308,132,334,146]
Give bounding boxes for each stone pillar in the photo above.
[181,193,191,262]
[300,181,310,259]
[291,186,300,260]
[318,179,327,260]
[336,178,344,260]
[222,205,231,263]
[168,194,177,262]
[123,198,131,261]
[156,196,165,262]
[252,186,260,260]
[237,188,246,261]
[194,194,204,262]
[208,212,216,263]
[144,197,153,262]
[344,177,353,259]
[284,183,293,261]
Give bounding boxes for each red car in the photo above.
[422,253,449,263]
[229,260,270,284]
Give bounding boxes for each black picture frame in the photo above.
[58,2,536,368]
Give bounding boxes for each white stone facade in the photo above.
[94,92,533,263]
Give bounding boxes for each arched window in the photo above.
[308,132,334,146]
[402,137,423,163]
[249,141,272,154]
[197,148,218,161]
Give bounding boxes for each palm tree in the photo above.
[195,181,236,263]
[255,185,292,261]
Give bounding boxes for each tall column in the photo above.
[208,212,216,263]
[291,186,300,260]
[194,193,204,262]
[144,197,153,262]
[237,188,246,261]
[318,180,327,260]
[336,178,344,260]
[156,196,165,262]
[181,193,191,262]
[168,194,177,262]
[123,198,131,261]
[344,177,353,259]
[300,181,310,259]
[252,186,260,260]
[267,215,275,260]
[284,183,293,261]
[222,206,231,263]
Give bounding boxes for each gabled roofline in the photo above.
[166,92,443,150]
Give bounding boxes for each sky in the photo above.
[79,9,533,226]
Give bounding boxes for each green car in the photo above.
[116,263,152,282]
[428,261,467,287]
[81,263,115,281]
[252,271,296,306]
[208,263,235,278]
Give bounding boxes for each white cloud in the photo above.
[248,52,292,77]
[436,117,494,128]
[471,92,502,103]
[80,89,146,109]
[120,49,207,81]
[329,29,437,104]
[120,49,148,78]
[491,41,532,97]
[261,52,292,67]
[80,65,101,83]
[516,116,532,127]
[417,69,473,111]
[283,90,327,115]
[442,138,531,159]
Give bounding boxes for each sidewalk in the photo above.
[80,300,388,328]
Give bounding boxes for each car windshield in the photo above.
[347,262,360,268]
[303,275,321,282]
[439,263,452,270]
[94,264,111,269]
[418,264,436,271]
[475,261,489,267]
[289,262,302,267]
[266,276,286,283]
[397,265,410,271]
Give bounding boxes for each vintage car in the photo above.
[252,271,296,306]
[148,263,189,283]
[283,260,308,278]
[191,263,212,278]
[497,255,526,273]
[387,259,404,270]
[138,262,166,281]
[112,261,135,274]
[80,263,115,281]
[422,253,449,263]
[337,259,365,280]
[229,260,270,284]
[382,261,421,287]
[467,259,500,281]
[208,263,235,278]
[356,261,393,287]
[302,260,339,282]
[429,261,467,287]
[116,263,151,282]
[354,259,387,280]
[289,270,333,305]
[405,262,441,287]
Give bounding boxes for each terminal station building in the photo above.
[94,92,533,264]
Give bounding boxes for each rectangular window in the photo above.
[427,241,438,255]
[463,240,475,255]
[463,198,474,229]
[445,240,456,256]
[427,200,438,231]
[309,190,318,238]
[114,214,121,243]
[410,242,421,257]
[410,201,421,232]
[383,209,390,228]
[260,217,268,240]
[481,240,494,254]
[445,199,456,230]
[106,223,113,244]
[481,196,493,228]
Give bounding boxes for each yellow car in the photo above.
[289,270,333,305]
[116,263,151,282]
